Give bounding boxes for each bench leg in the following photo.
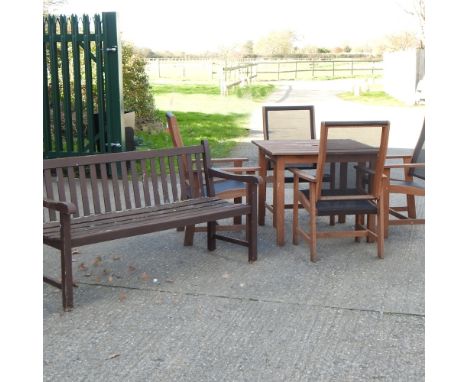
[207,221,216,251]
[60,213,74,311]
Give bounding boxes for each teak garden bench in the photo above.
[43,141,260,311]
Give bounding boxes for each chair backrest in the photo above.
[262,105,316,140]
[166,111,184,148]
[409,120,425,180]
[314,121,390,200]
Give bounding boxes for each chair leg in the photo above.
[310,208,317,262]
[184,225,195,246]
[406,194,417,218]
[367,214,376,243]
[233,196,242,225]
[207,221,216,251]
[247,211,257,263]
[292,180,299,245]
[355,214,362,242]
[377,202,385,259]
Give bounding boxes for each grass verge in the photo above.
[137,111,250,158]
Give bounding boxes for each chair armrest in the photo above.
[217,166,260,174]
[211,158,249,165]
[208,168,263,185]
[289,168,317,183]
[384,162,425,170]
[43,198,77,214]
[385,154,413,160]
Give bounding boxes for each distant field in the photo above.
[146,58,383,83]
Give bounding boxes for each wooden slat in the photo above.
[120,161,132,209]
[67,167,80,218]
[78,166,90,216]
[159,157,170,203]
[140,159,151,206]
[168,155,178,202]
[149,158,161,205]
[177,154,188,199]
[44,199,249,245]
[111,162,122,211]
[56,167,66,201]
[185,153,197,197]
[89,164,101,214]
[110,162,122,211]
[99,163,112,212]
[194,153,205,197]
[129,160,141,208]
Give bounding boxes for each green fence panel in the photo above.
[43,12,123,159]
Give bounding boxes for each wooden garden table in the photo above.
[252,139,379,246]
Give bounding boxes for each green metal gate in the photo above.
[43,12,124,159]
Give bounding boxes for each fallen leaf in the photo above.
[128,265,136,273]
[92,256,103,267]
[79,263,88,271]
[222,272,230,279]
[95,276,101,283]
[140,272,150,281]
[119,291,127,302]
[108,275,113,283]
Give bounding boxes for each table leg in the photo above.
[258,148,267,226]
[275,158,286,246]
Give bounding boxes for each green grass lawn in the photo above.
[136,83,275,157]
[336,84,406,106]
[137,111,250,158]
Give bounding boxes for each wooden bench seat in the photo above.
[43,141,260,311]
[43,197,251,247]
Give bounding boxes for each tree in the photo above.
[254,30,297,57]
[396,0,425,47]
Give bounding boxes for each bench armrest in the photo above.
[43,198,77,214]
[208,167,263,185]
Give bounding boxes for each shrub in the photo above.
[122,42,160,130]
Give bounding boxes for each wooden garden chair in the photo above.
[383,120,425,236]
[262,105,335,221]
[292,121,390,262]
[165,112,259,244]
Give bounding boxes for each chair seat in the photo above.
[214,179,246,193]
[299,189,377,216]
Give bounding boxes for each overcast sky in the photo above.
[52,0,420,52]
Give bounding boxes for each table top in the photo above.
[252,139,378,156]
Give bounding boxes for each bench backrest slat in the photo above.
[110,162,122,211]
[89,164,101,214]
[149,158,161,205]
[43,144,212,222]
[99,163,112,212]
[67,167,80,218]
[78,166,91,216]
